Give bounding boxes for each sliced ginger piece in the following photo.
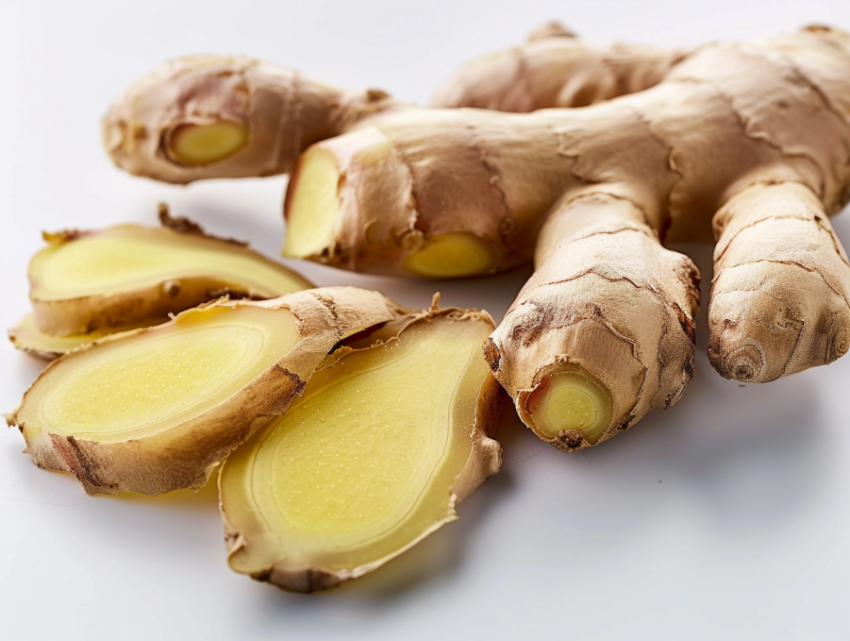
[220,305,503,593]
[6,288,405,496]
[29,206,314,336]
[8,313,165,360]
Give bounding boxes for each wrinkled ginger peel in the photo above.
[220,311,503,592]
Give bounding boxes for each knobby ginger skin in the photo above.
[431,21,690,112]
[102,55,396,184]
[104,26,850,450]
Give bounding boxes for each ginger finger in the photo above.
[432,22,688,112]
[282,103,664,277]
[709,182,850,382]
[486,192,699,451]
[102,55,396,184]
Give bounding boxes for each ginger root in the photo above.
[220,302,503,592]
[104,26,850,450]
[6,288,405,495]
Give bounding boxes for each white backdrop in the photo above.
[2,1,850,639]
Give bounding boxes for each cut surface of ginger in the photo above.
[168,121,249,165]
[7,288,409,496]
[220,313,502,592]
[403,232,498,278]
[29,220,314,337]
[282,146,341,260]
[18,305,298,443]
[32,224,310,301]
[527,365,614,445]
[8,313,165,360]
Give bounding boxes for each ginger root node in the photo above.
[721,343,767,382]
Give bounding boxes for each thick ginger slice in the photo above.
[28,207,313,337]
[8,314,163,361]
[220,307,503,592]
[6,288,405,495]
[103,26,850,451]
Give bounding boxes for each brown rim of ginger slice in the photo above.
[29,205,314,337]
[219,300,504,593]
[5,288,406,496]
[8,313,167,361]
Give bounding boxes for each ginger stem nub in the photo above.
[168,121,249,165]
[403,233,498,278]
[527,365,614,446]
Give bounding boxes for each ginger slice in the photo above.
[29,209,314,336]
[220,308,503,593]
[6,288,405,496]
[8,313,164,360]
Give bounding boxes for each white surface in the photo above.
[2,1,850,639]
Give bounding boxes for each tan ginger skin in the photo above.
[103,25,850,452]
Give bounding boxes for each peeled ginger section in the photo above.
[29,211,314,336]
[220,308,503,593]
[7,288,406,496]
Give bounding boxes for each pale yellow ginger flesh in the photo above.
[33,226,307,301]
[20,306,299,443]
[403,233,498,278]
[220,313,502,592]
[168,121,249,165]
[526,366,613,445]
[8,313,164,360]
[282,147,341,260]
[29,218,313,336]
[8,288,406,495]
